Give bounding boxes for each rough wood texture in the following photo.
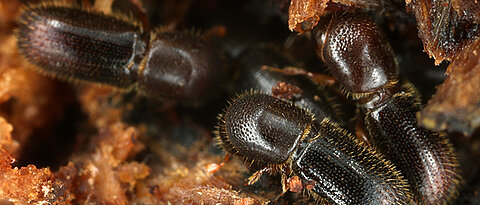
[420,37,480,134]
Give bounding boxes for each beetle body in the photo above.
[313,13,459,204]
[16,2,221,104]
[16,3,145,88]
[217,93,412,204]
[235,45,342,123]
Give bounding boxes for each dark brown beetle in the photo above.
[16,2,221,105]
[217,92,412,204]
[313,13,460,204]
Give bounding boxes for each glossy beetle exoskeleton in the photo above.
[235,45,342,123]
[217,92,413,204]
[313,13,460,204]
[16,2,221,104]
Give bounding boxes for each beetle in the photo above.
[16,1,222,106]
[217,92,413,204]
[311,13,459,204]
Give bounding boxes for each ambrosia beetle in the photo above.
[313,13,459,204]
[217,92,413,204]
[16,1,221,105]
